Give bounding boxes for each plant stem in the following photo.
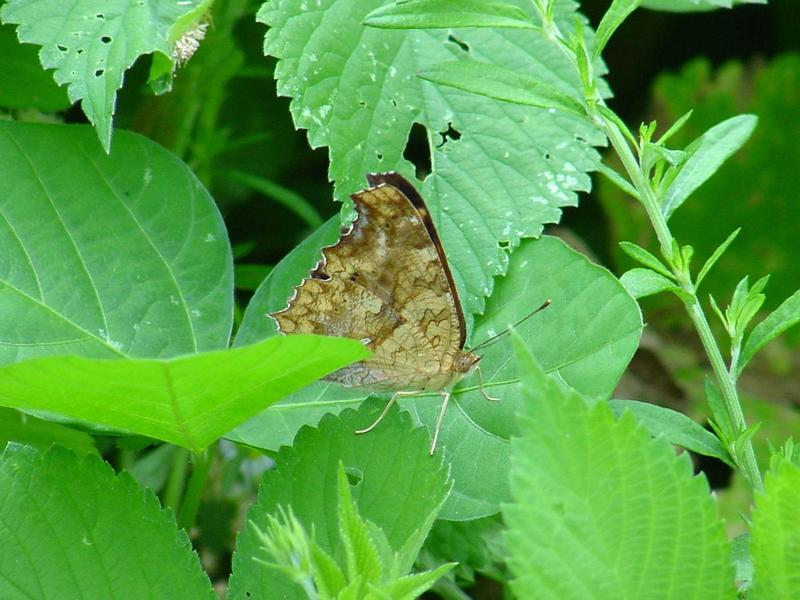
[178,445,217,531]
[164,447,189,515]
[601,114,763,491]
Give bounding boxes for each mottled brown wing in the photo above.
[270,173,465,391]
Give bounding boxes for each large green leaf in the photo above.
[0,121,232,364]
[0,0,206,151]
[750,460,800,599]
[0,445,215,599]
[0,335,367,451]
[227,403,451,599]
[260,0,605,318]
[231,232,642,519]
[505,338,736,599]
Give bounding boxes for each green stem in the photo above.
[164,447,189,515]
[178,445,217,531]
[600,114,763,491]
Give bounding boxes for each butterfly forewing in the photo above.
[271,173,467,391]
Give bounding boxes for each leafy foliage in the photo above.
[0,445,214,599]
[228,404,451,599]
[0,0,210,151]
[231,234,642,519]
[506,337,735,599]
[260,0,605,318]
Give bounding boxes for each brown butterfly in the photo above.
[270,172,497,453]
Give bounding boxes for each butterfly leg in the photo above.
[429,390,451,455]
[355,391,413,435]
[475,366,500,402]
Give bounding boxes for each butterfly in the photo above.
[270,172,497,453]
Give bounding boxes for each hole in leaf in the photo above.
[358,100,367,108]
[436,122,461,148]
[344,467,363,486]
[77,48,84,55]
[376,152,383,161]
[447,33,470,54]
[57,44,68,52]
[100,35,112,44]
[403,122,432,180]
[575,134,588,144]
[390,99,398,108]
[94,69,104,77]
[95,13,105,19]
[543,152,551,160]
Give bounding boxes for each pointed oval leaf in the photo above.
[661,114,758,219]
[738,289,800,375]
[0,121,233,363]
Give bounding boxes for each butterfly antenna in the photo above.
[470,299,552,352]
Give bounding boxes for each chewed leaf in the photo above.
[260,0,606,319]
[0,0,206,151]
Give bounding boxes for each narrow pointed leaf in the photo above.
[609,399,733,466]
[738,289,800,375]
[661,114,758,219]
[593,0,643,59]
[618,241,673,278]
[620,268,687,300]
[696,228,741,290]
[364,0,535,29]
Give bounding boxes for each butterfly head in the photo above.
[454,351,481,375]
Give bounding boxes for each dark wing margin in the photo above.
[365,172,467,349]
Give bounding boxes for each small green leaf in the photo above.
[709,295,730,333]
[506,335,735,598]
[363,0,536,30]
[0,335,369,451]
[593,0,642,59]
[596,161,641,199]
[618,241,674,278]
[750,461,800,599]
[609,399,734,466]
[696,228,741,290]
[337,465,383,593]
[655,109,694,145]
[0,445,215,599]
[661,114,758,219]
[620,268,688,300]
[419,60,585,115]
[372,563,456,599]
[731,534,753,592]
[705,378,734,443]
[732,423,761,465]
[736,291,800,373]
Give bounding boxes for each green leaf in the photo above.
[0,121,233,363]
[363,0,535,29]
[0,0,201,151]
[260,0,605,317]
[620,268,688,300]
[0,23,70,110]
[618,241,674,278]
[227,404,451,599]
[731,534,753,592]
[506,337,736,599]
[373,563,456,598]
[0,407,97,455]
[609,399,733,466]
[0,445,214,599]
[705,378,734,443]
[738,289,800,375]
[0,335,369,451]
[231,235,642,519]
[750,460,800,599]
[595,161,641,199]
[695,228,741,290]
[661,114,758,219]
[419,60,585,115]
[655,109,694,145]
[593,0,643,60]
[338,465,383,592]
